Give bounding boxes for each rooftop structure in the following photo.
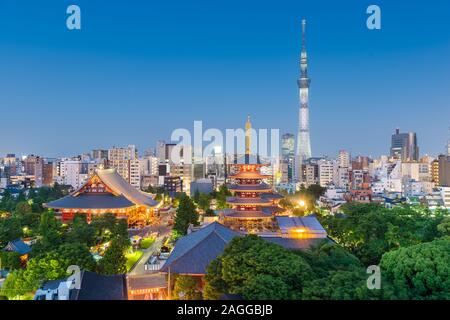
[160,222,238,275]
[34,271,127,300]
[44,168,159,227]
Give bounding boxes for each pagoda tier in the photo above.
[222,163,285,232]
[228,183,272,193]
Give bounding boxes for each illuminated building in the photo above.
[219,117,285,231]
[44,168,159,227]
[296,19,312,181]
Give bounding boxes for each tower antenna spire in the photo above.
[301,19,306,51]
[296,18,312,183]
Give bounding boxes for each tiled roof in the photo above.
[45,193,134,210]
[96,169,158,207]
[160,222,240,275]
[261,193,284,200]
[45,168,159,209]
[228,183,272,192]
[223,210,272,218]
[226,197,272,205]
[70,271,127,300]
[276,215,327,234]
[4,239,31,255]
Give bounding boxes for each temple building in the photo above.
[44,168,160,227]
[219,116,286,231]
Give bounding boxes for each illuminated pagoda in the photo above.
[220,116,285,231]
[44,168,160,227]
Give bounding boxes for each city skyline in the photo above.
[1,1,450,158]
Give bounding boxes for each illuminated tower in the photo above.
[296,19,312,181]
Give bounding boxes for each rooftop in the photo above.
[160,222,239,275]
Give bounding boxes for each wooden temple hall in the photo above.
[220,116,286,231]
[44,168,160,227]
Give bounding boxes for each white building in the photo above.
[337,150,350,168]
[318,159,336,187]
[57,159,87,189]
[440,187,450,209]
[108,145,141,189]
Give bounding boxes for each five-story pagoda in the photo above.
[221,116,284,232]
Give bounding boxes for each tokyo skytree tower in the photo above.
[296,19,312,176]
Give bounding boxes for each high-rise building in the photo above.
[57,159,87,189]
[281,133,295,183]
[433,155,450,187]
[296,19,312,181]
[92,149,108,161]
[390,128,419,161]
[338,150,351,168]
[318,159,336,187]
[108,145,141,189]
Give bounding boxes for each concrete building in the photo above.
[108,145,141,189]
[281,133,295,183]
[390,128,419,161]
[434,155,450,187]
[338,150,350,168]
[318,159,336,187]
[57,159,87,189]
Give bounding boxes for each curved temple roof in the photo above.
[95,169,158,207]
[45,168,159,210]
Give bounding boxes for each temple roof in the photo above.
[160,222,239,275]
[45,193,134,210]
[229,172,270,180]
[276,215,327,235]
[262,206,286,214]
[226,196,272,205]
[228,183,272,192]
[95,169,158,207]
[261,193,285,200]
[222,210,272,218]
[45,168,158,210]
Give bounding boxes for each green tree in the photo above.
[31,210,62,255]
[2,243,95,299]
[437,217,450,236]
[14,201,32,216]
[0,251,21,270]
[192,190,200,204]
[215,185,231,210]
[173,194,199,235]
[380,238,450,299]
[97,237,128,275]
[66,214,96,246]
[320,203,448,265]
[204,235,313,300]
[306,184,326,200]
[0,218,22,247]
[198,193,212,212]
[173,275,202,300]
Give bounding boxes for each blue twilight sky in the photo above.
[0,0,449,158]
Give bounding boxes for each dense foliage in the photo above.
[380,238,450,299]
[173,275,202,300]
[319,203,449,265]
[204,235,314,300]
[173,194,199,235]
